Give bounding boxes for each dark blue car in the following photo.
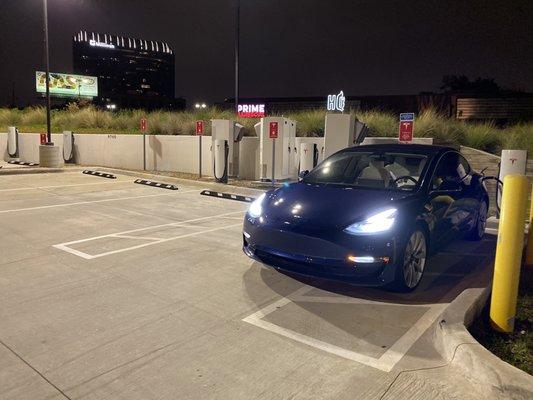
[242,144,489,291]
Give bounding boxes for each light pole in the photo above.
[43,0,52,144]
[234,0,240,114]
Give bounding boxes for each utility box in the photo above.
[323,113,355,159]
[258,117,297,181]
[211,119,243,179]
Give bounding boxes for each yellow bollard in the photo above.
[525,185,533,266]
[490,174,528,333]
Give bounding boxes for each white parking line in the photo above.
[0,181,126,192]
[53,211,245,259]
[243,285,448,372]
[0,190,197,214]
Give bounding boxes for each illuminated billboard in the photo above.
[35,71,98,98]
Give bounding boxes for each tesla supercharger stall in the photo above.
[211,119,244,183]
[299,142,319,173]
[258,117,297,181]
[497,149,527,209]
[323,114,355,159]
[323,114,368,160]
[7,126,19,158]
[63,131,75,162]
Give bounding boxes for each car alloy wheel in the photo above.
[403,230,427,289]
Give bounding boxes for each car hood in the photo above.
[263,182,414,230]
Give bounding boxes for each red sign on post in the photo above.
[140,117,147,132]
[269,122,279,139]
[399,121,414,142]
[40,133,47,145]
[196,121,204,135]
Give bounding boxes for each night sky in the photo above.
[0,0,531,107]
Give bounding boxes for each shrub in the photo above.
[2,105,532,156]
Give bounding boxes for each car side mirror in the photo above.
[298,170,309,180]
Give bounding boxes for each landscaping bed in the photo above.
[2,105,533,156]
[469,266,533,375]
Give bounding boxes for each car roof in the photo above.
[342,143,456,156]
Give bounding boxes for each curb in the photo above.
[434,285,533,399]
[8,160,39,166]
[134,179,178,190]
[95,167,266,196]
[200,190,255,202]
[0,167,76,175]
[82,170,117,179]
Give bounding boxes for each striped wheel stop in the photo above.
[8,160,39,166]
[200,190,255,203]
[134,179,179,190]
[82,170,117,179]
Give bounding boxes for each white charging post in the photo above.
[498,149,528,208]
[7,126,19,158]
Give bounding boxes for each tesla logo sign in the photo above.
[269,122,278,139]
[399,113,415,142]
[140,117,147,132]
[89,39,115,49]
[509,158,517,165]
[327,90,345,112]
[238,104,265,118]
[196,121,204,135]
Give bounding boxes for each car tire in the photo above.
[393,228,428,292]
[466,201,488,241]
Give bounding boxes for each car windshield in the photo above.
[303,151,428,190]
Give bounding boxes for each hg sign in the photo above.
[327,90,346,113]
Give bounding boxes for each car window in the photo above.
[303,151,428,190]
[457,154,471,179]
[432,152,467,189]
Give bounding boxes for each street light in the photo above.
[43,0,52,144]
[234,0,239,114]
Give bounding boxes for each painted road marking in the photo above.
[0,181,127,192]
[243,285,448,372]
[53,211,245,259]
[0,190,198,214]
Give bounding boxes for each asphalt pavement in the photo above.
[0,169,497,400]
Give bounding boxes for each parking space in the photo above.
[0,171,496,399]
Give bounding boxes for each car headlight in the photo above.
[344,208,397,235]
[248,193,266,218]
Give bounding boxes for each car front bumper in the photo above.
[242,216,406,286]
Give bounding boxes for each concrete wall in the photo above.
[1,132,261,178]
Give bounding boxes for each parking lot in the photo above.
[0,170,496,400]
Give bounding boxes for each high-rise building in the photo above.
[73,30,183,109]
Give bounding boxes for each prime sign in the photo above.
[327,90,346,113]
[237,104,266,118]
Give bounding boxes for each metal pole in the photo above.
[234,0,240,113]
[199,135,202,178]
[143,133,146,171]
[43,0,52,144]
[271,138,275,186]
